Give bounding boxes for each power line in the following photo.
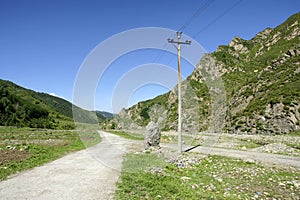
[153,0,214,63]
[179,0,215,31]
[154,0,242,65]
[192,0,243,38]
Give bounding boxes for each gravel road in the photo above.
[0,131,143,200]
[161,143,300,169]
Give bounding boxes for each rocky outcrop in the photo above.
[271,48,300,69]
[229,36,249,54]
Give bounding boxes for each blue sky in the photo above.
[0,0,299,112]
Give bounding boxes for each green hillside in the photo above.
[0,79,110,129]
[111,12,300,134]
[0,79,74,129]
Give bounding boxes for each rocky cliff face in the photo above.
[110,12,300,134]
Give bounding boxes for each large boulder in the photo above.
[144,121,161,149]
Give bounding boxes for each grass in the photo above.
[107,130,144,140]
[116,153,300,199]
[0,126,101,180]
[121,153,167,173]
[289,130,300,136]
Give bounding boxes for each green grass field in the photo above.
[0,126,101,180]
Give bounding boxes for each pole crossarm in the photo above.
[167,38,192,45]
[167,31,191,153]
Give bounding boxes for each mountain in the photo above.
[110,12,300,134]
[96,111,114,119]
[0,79,111,129]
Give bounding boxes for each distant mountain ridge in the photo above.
[96,111,114,119]
[110,12,300,134]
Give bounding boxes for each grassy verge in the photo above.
[0,126,101,180]
[107,130,144,140]
[116,153,300,199]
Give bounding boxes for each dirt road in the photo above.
[0,131,143,200]
[161,143,300,169]
[192,146,300,168]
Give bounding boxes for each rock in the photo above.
[176,163,184,168]
[256,191,262,196]
[144,121,161,149]
[243,158,255,164]
[279,182,286,187]
[215,177,223,182]
[209,183,216,191]
[229,36,249,53]
[292,180,299,189]
[149,167,164,174]
[180,176,191,181]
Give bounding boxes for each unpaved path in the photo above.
[0,131,143,200]
[161,143,300,168]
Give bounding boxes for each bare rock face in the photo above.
[229,36,249,53]
[144,121,161,149]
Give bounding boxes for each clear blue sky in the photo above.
[0,0,299,112]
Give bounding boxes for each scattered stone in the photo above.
[209,183,216,191]
[263,191,269,196]
[6,145,16,150]
[176,163,185,168]
[256,191,262,196]
[215,177,223,183]
[166,153,204,168]
[180,176,191,181]
[251,143,300,157]
[149,167,164,175]
[243,158,255,164]
[191,184,199,189]
[279,182,286,187]
[292,180,299,189]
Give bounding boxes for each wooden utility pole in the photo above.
[168,32,191,153]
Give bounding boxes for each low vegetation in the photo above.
[0,126,101,180]
[107,130,144,140]
[116,153,300,199]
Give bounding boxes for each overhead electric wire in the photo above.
[153,0,214,63]
[153,0,243,65]
[192,0,243,38]
[178,0,215,31]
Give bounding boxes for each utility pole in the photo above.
[168,32,191,153]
